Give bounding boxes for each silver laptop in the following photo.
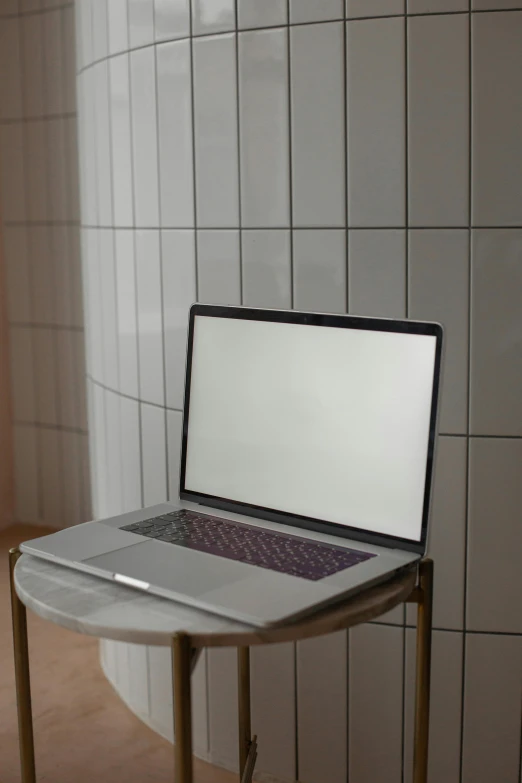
[22,305,443,628]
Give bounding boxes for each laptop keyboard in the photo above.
[120,510,376,582]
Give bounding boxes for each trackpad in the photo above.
[84,540,246,598]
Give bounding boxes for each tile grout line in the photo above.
[43,1,67,530]
[151,0,170,508]
[286,6,299,777]
[234,0,244,305]
[0,111,77,125]
[13,419,88,435]
[401,5,409,780]
[344,15,351,783]
[29,222,522,231]
[7,321,84,331]
[105,0,124,515]
[188,0,199,308]
[125,0,145,512]
[287,8,295,314]
[459,5,473,781]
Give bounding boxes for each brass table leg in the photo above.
[237,646,251,778]
[412,558,434,783]
[172,633,194,783]
[9,548,36,783]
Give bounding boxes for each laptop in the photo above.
[22,305,443,628]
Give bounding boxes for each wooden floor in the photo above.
[0,524,237,783]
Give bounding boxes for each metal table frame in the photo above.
[9,549,433,783]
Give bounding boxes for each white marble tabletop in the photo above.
[15,554,416,648]
[15,555,256,647]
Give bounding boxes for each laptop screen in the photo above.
[181,308,441,546]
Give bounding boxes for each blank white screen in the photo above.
[184,316,437,541]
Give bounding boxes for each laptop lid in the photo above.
[180,305,443,555]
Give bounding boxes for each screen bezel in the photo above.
[179,304,443,555]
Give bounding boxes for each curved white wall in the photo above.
[0,0,90,530]
[76,2,522,781]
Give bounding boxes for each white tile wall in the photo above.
[297,633,347,783]
[128,0,154,49]
[251,644,296,781]
[347,17,405,226]
[197,230,241,305]
[346,0,404,16]
[109,54,134,227]
[2,227,31,322]
[290,0,343,23]
[471,12,522,226]
[207,648,239,767]
[348,230,406,317]
[242,230,291,308]
[293,229,346,313]
[25,121,49,222]
[472,12,522,225]
[0,125,26,222]
[156,39,194,228]
[43,9,64,116]
[55,330,78,428]
[192,0,234,35]
[108,0,128,55]
[409,0,467,12]
[161,230,196,409]
[166,409,182,501]
[46,119,68,222]
[140,402,167,505]
[238,0,287,28]
[9,327,36,422]
[0,18,22,120]
[462,634,522,783]
[119,395,142,512]
[467,438,522,633]
[408,14,469,226]
[28,225,53,323]
[409,230,469,434]
[473,0,522,6]
[135,230,165,406]
[239,28,290,227]
[349,624,404,783]
[154,0,189,42]
[98,228,119,392]
[33,329,58,425]
[63,7,77,113]
[105,389,123,516]
[130,48,160,227]
[93,60,113,225]
[115,229,139,397]
[193,33,238,227]
[91,0,108,62]
[290,22,345,227]
[12,425,40,524]
[39,427,63,527]
[470,230,522,436]
[21,14,45,117]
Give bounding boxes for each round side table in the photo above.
[9,549,433,783]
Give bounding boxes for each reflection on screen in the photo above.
[184,316,437,542]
